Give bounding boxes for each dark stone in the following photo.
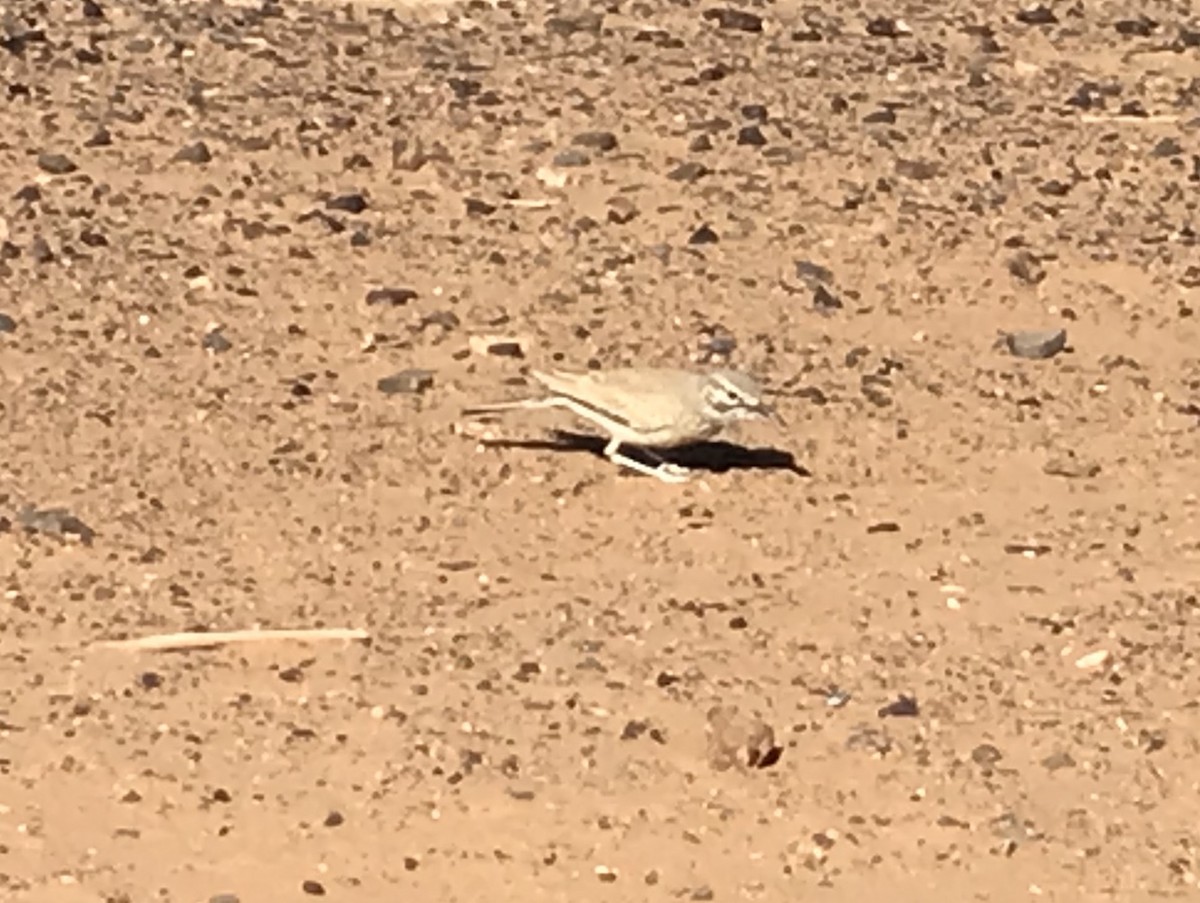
[85,126,112,147]
[1007,249,1046,285]
[82,0,105,18]
[202,330,233,353]
[573,131,618,152]
[1015,4,1057,25]
[174,141,212,164]
[464,197,497,216]
[813,284,843,312]
[1114,17,1156,37]
[553,148,590,167]
[688,224,719,245]
[326,193,368,214]
[866,17,908,37]
[877,695,919,717]
[377,369,434,395]
[1005,329,1067,360]
[688,133,713,152]
[365,287,417,306]
[0,313,15,333]
[703,8,763,33]
[737,125,766,146]
[1151,137,1183,157]
[17,505,96,544]
[740,103,768,121]
[863,107,897,124]
[668,161,710,182]
[37,152,77,175]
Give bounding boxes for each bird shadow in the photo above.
[480,430,810,477]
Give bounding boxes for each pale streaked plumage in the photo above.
[462,366,774,483]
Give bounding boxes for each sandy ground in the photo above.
[2,0,1200,900]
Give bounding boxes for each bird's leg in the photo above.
[603,438,691,484]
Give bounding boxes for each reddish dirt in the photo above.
[2,1,1200,901]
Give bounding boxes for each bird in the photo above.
[461,365,776,483]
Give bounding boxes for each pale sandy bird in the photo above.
[462,366,775,483]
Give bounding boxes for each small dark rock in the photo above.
[688,224,719,245]
[0,313,15,333]
[37,152,77,175]
[737,125,767,147]
[866,17,910,37]
[1150,137,1183,158]
[1119,99,1148,117]
[85,127,113,147]
[1005,328,1067,360]
[324,811,345,827]
[971,743,1003,767]
[1007,250,1046,285]
[741,103,768,121]
[607,196,638,225]
[202,330,233,353]
[705,704,779,771]
[29,236,54,263]
[553,148,590,167]
[174,141,212,164]
[703,8,763,33]
[17,505,96,545]
[1114,17,1156,37]
[301,880,325,897]
[464,197,497,216]
[365,287,417,307]
[82,0,105,18]
[688,133,713,152]
[1043,452,1100,479]
[895,158,940,181]
[667,161,710,182]
[813,283,843,312]
[1015,4,1057,25]
[14,184,41,204]
[863,107,897,124]
[326,193,368,214]
[377,369,434,396]
[545,12,603,36]
[795,260,834,287]
[573,131,618,152]
[878,695,919,718]
[1041,751,1075,772]
[1038,179,1071,197]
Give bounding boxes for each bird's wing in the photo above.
[533,368,683,432]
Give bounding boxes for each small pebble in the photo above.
[705,704,778,771]
[703,8,763,32]
[377,369,434,395]
[209,895,240,903]
[1006,328,1067,360]
[365,287,417,306]
[0,312,15,333]
[736,125,766,146]
[573,131,618,152]
[301,880,325,896]
[553,148,590,167]
[174,141,212,164]
[202,329,233,353]
[688,224,719,245]
[327,193,368,213]
[37,152,77,175]
[667,161,710,182]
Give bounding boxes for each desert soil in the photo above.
[2,0,1200,900]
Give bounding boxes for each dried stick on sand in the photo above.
[94,627,370,652]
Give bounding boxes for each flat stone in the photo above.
[1006,328,1067,359]
[377,369,434,395]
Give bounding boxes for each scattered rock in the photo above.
[1074,649,1111,670]
[1007,249,1047,285]
[552,148,590,167]
[0,312,15,333]
[1043,452,1100,479]
[606,196,638,225]
[377,369,434,395]
[813,283,843,312]
[326,193,368,214]
[703,8,763,33]
[209,896,241,903]
[1005,328,1067,360]
[736,125,767,146]
[688,224,719,245]
[877,695,919,717]
[1015,4,1057,25]
[667,161,710,182]
[174,141,212,164]
[37,152,77,174]
[202,329,233,353]
[573,131,618,152]
[469,334,527,358]
[16,505,96,545]
[705,704,779,771]
[688,134,713,153]
[29,236,54,263]
[863,107,897,124]
[365,287,417,306]
[866,17,911,38]
[301,880,325,896]
[1041,751,1075,771]
[464,197,497,216]
[697,324,737,360]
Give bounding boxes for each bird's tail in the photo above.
[461,396,557,418]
